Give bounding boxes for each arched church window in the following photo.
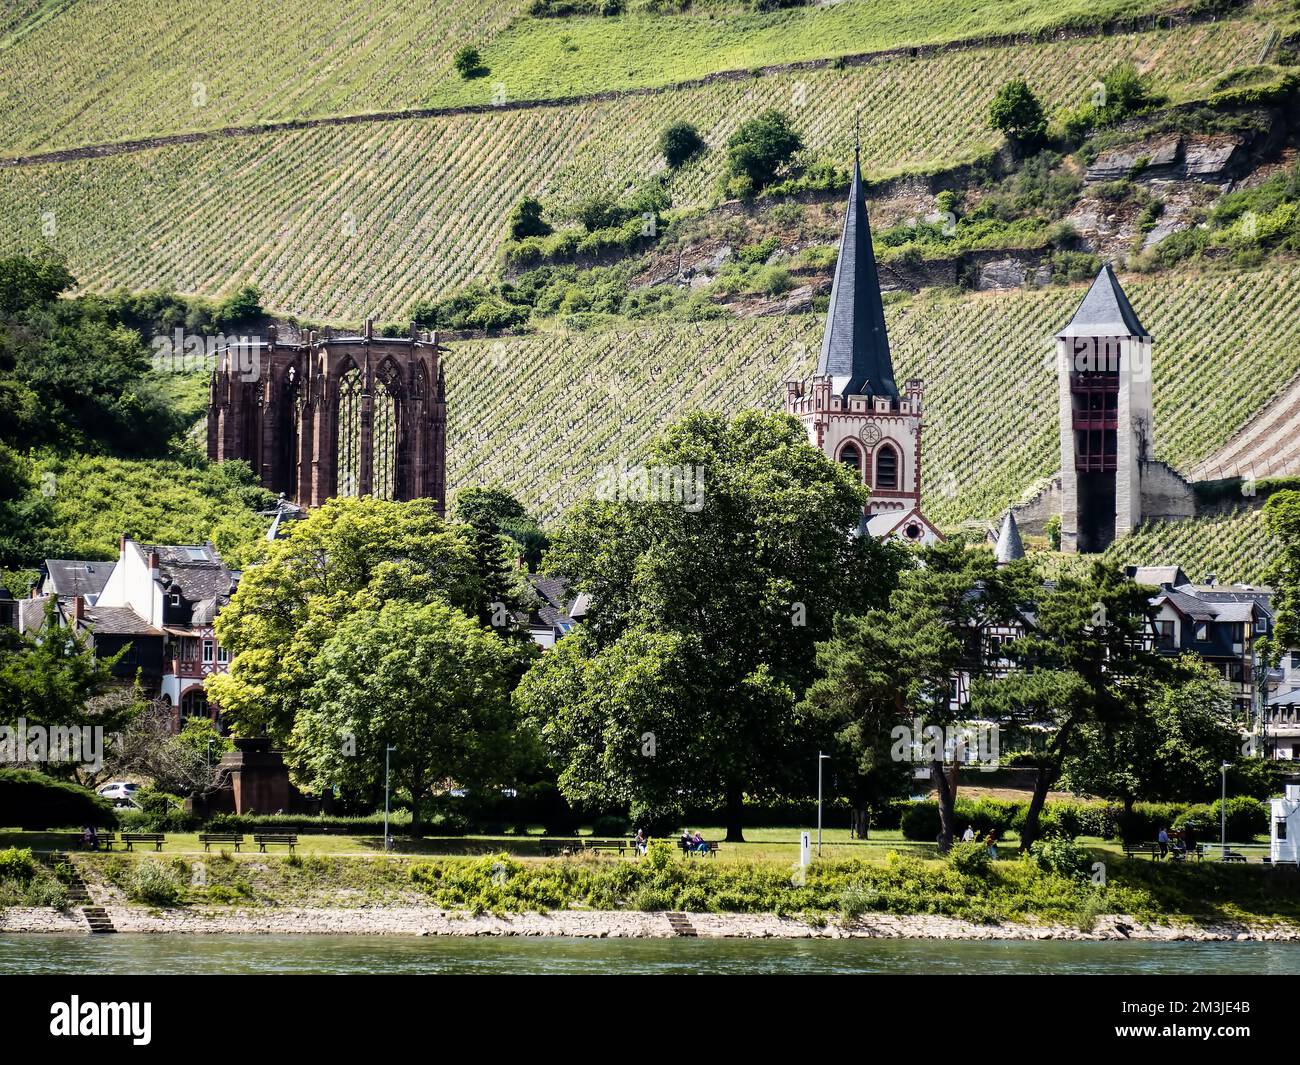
[838,442,863,478]
[876,444,899,491]
[336,365,362,498]
[374,361,402,501]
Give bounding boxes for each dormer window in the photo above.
[1194,622,1208,642]
[170,593,181,607]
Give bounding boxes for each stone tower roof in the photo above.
[994,510,1025,564]
[1057,263,1150,339]
[816,141,899,401]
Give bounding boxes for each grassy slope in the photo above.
[442,263,1300,573]
[0,20,1267,317]
[0,0,1178,152]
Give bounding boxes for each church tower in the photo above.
[1055,264,1153,552]
[785,140,940,545]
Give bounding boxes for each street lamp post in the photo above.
[1220,761,1229,860]
[817,752,831,856]
[384,744,398,853]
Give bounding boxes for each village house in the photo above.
[19,537,238,730]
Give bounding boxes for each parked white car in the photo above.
[96,781,140,806]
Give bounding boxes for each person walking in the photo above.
[1157,826,1169,860]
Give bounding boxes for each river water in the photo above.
[2,934,1299,974]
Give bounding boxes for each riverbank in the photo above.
[4,906,1299,941]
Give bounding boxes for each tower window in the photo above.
[876,444,899,491]
[838,442,862,479]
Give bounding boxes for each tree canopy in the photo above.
[517,409,901,839]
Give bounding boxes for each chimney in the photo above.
[73,595,84,624]
[364,317,374,340]
[148,550,160,580]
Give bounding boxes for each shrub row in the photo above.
[899,797,1269,843]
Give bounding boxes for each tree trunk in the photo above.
[1018,763,1055,853]
[1019,720,1075,852]
[932,758,956,852]
[852,807,870,839]
[723,783,745,843]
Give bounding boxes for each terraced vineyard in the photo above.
[443,264,1300,535]
[0,19,1270,319]
[1102,507,1278,585]
[0,0,1182,153]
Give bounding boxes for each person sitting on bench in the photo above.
[81,825,98,851]
[691,831,708,853]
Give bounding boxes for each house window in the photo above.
[1194,622,1208,642]
[217,645,230,664]
[202,639,214,663]
[183,639,198,661]
[1256,617,1268,634]
[875,444,899,491]
[1153,620,1175,650]
[170,593,181,608]
[1278,820,1288,841]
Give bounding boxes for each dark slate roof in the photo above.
[80,605,163,637]
[142,543,237,602]
[1057,263,1150,339]
[1157,588,1216,621]
[816,144,898,401]
[43,559,112,599]
[994,511,1024,564]
[19,595,51,631]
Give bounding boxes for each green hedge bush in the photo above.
[0,769,114,829]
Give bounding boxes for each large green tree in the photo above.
[1265,488,1300,655]
[208,496,481,742]
[293,599,521,836]
[517,409,900,840]
[1062,654,1241,834]
[973,560,1169,850]
[803,538,1004,849]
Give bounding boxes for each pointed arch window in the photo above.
[838,442,863,480]
[336,365,363,498]
[875,444,899,491]
[374,361,402,501]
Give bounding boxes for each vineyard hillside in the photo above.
[441,263,1300,539]
[0,18,1271,318]
[0,0,1182,152]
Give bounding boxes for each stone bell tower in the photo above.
[1056,264,1153,553]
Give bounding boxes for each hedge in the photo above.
[0,768,114,829]
[899,797,1269,844]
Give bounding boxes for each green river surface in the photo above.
[2,934,1299,974]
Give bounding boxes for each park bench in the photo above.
[678,839,720,857]
[81,832,117,851]
[583,840,631,855]
[1122,842,1163,860]
[198,832,244,852]
[120,832,164,852]
[253,834,298,853]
